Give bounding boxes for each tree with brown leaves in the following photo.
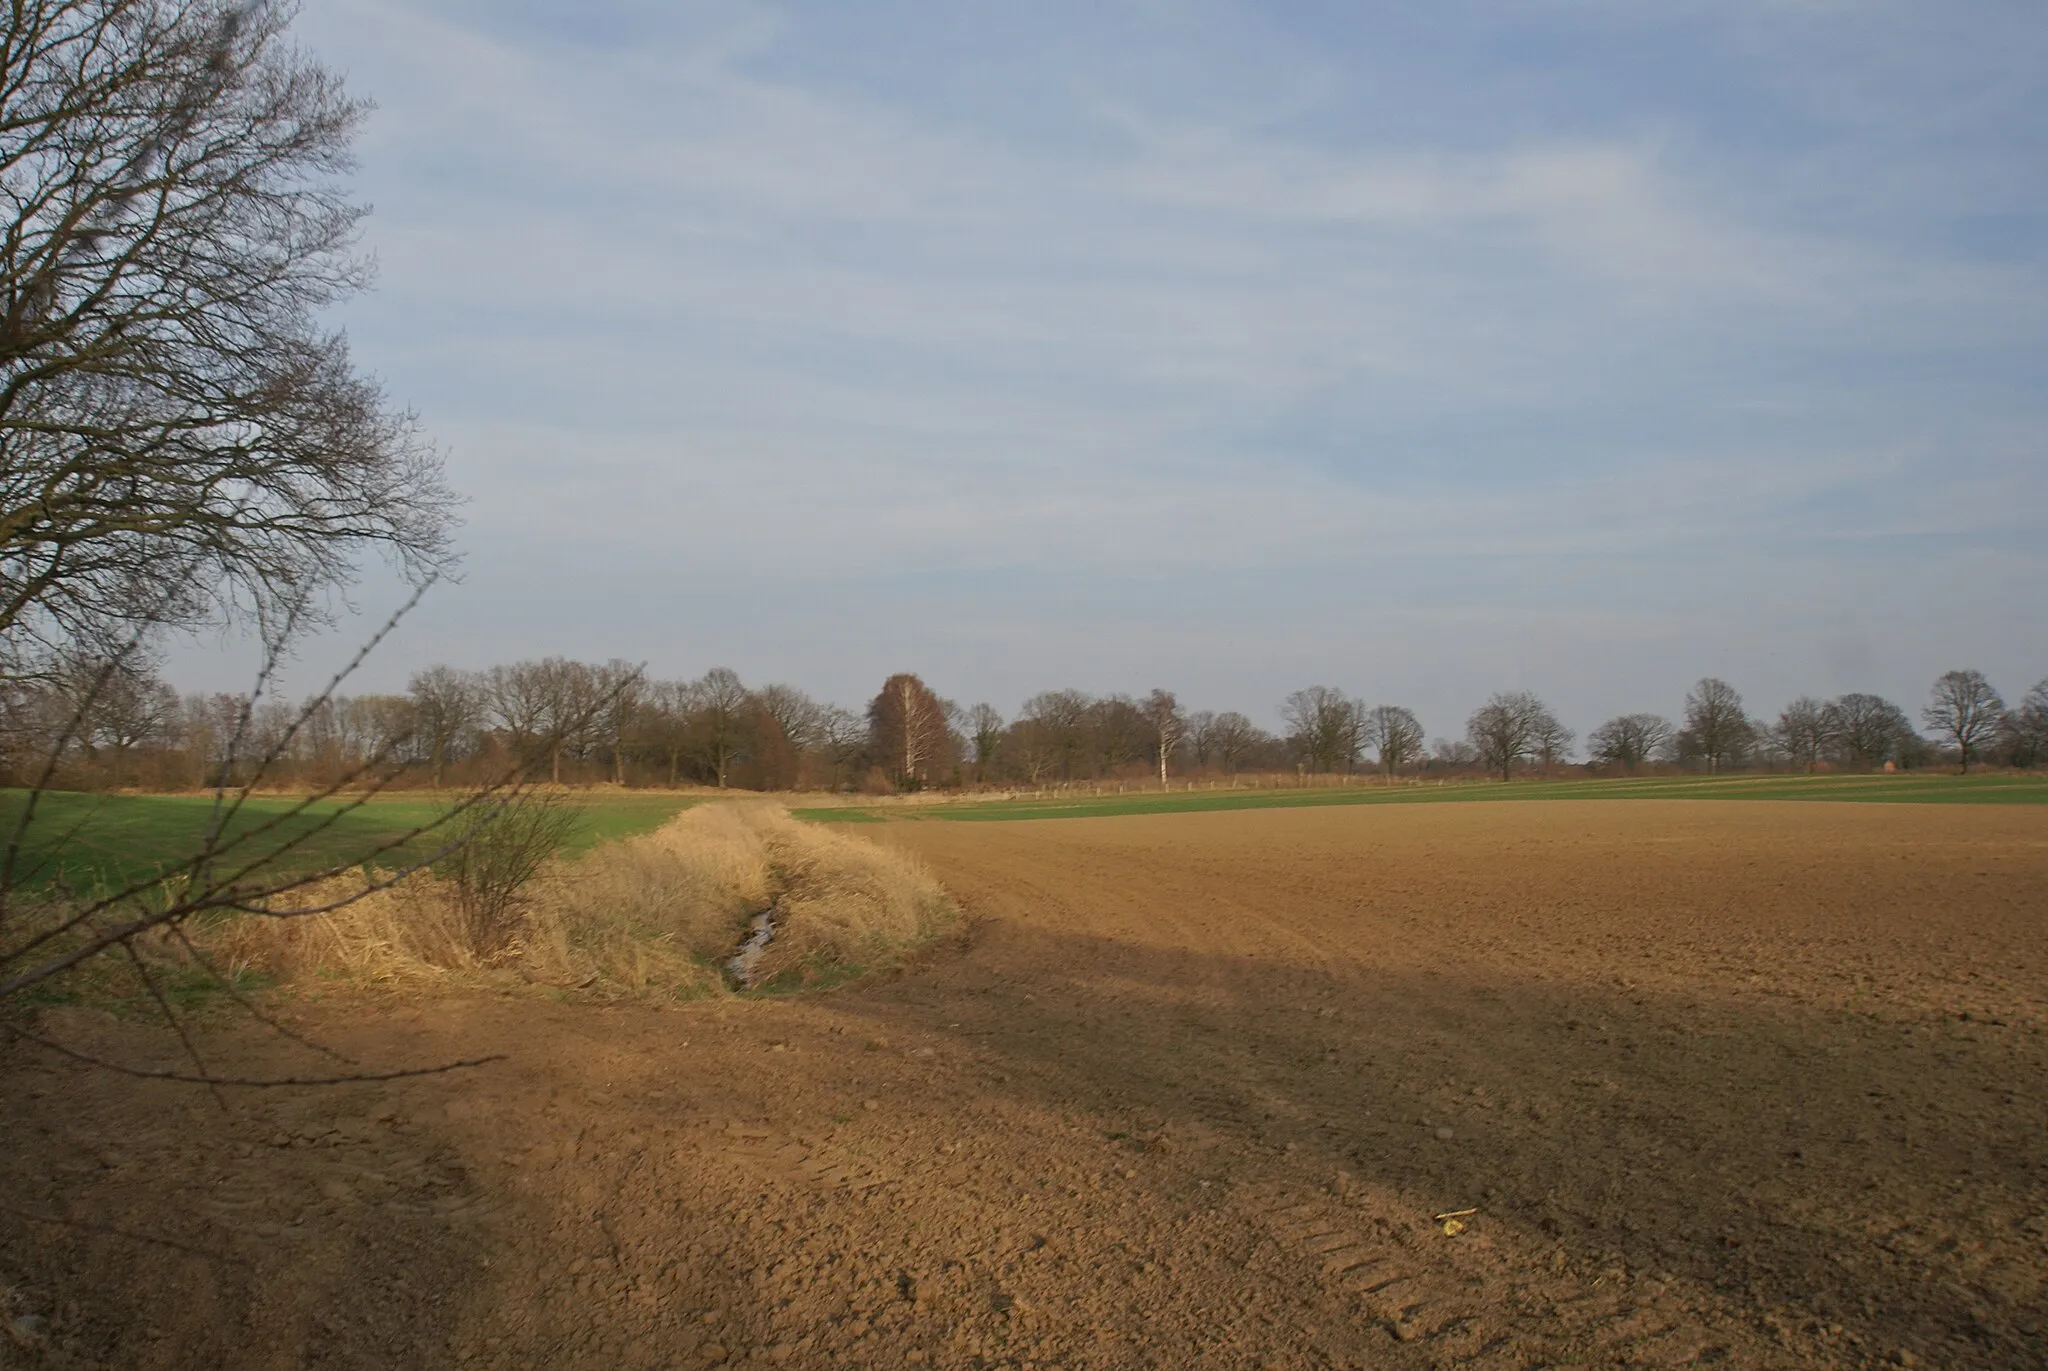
[867,673,954,791]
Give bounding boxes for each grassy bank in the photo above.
[207,804,955,999]
[795,771,2048,824]
[11,803,956,1012]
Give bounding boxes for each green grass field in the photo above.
[0,788,698,895]
[794,771,2048,825]
[11,774,2034,893]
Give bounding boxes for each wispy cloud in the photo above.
[184,0,2048,730]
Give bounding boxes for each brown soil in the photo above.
[4,801,2046,1370]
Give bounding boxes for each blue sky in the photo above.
[174,0,2048,740]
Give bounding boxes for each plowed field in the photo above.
[6,801,2046,1370]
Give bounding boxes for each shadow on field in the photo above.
[825,920,2046,1367]
[0,1046,491,1371]
[6,912,2043,1369]
[0,1018,769,1371]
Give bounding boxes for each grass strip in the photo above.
[0,789,701,894]
[794,772,2048,824]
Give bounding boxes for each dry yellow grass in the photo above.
[745,809,959,985]
[205,804,954,997]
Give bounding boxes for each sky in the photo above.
[171,0,2048,742]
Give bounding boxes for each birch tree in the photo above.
[867,672,953,790]
[1143,689,1185,785]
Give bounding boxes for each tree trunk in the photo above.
[899,680,918,787]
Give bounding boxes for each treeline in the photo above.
[5,654,2044,793]
[0,659,864,792]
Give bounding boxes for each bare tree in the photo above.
[178,691,244,787]
[1432,737,1479,770]
[1998,678,2048,770]
[635,679,693,786]
[57,649,179,783]
[814,705,867,790]
[482,661,550,777]
[867,672,954,790]
[0,0,454,658]
[1772,696,1833,774]
[1922,669,2005,774]
[1827,692,1912,770]
[1003,716,1058,786]
[1019,689,1091,780]
[348,694,419,771]
[483,658,605,785]
[408,665,481,788]
[1282,686,1359,773]
[595,659,644,785]
[1465,691,1559,782]
[1744,717,1779,770]
[755,685,825,756]
[688,667,751,789]
[1680,678,1751,773]
[1183,710,1216,767]
[1363,704,1424,779]
[1206,711,1261,774]
[1532,713,1575,774]
[1142,689,1185,785]
[737,684,821,790]
[964,702,1004,783]
[1087,695,1148,776]
[1586,713,1673,773]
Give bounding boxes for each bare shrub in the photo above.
[439,791,581,960]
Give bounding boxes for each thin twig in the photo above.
[116,936,226,1108]
[2,1206,247,1265]
[2,1020,503,1086]
[162,922,355,1069]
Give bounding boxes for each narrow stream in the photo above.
[724,902,781,989]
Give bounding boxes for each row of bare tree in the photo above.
[6,658,2042,793]
[1582,672,2048,777]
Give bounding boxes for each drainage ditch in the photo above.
[724,901,783,990]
